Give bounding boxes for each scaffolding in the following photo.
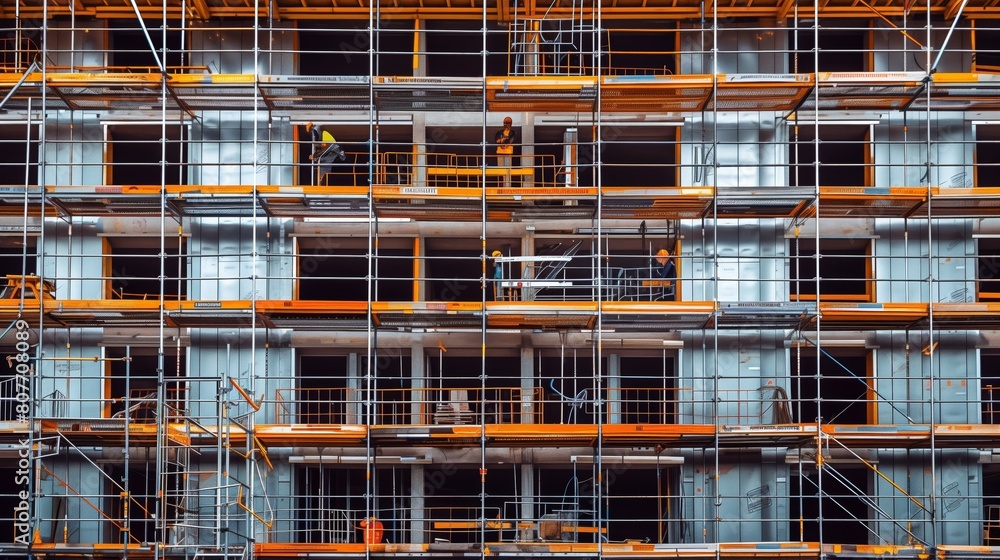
[2,1,1000,559]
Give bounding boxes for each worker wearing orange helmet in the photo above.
[654,248,676,301]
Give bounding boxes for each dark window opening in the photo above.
[108,350,185,421]
[375,139,415,185]
[987,480,1000,546]
[985,436,1000,546]
[295,466,410,544]
[298,355,351,424]
[103,463,158,545]
[982,383,998,546]
[0,320,38,421]
[424,21,509,77]
[298,21,413,77]
[423,355,520,424]
[0,125,39,186]
[793,351,869,425]
[530,21,599,75]
[367,353,413,425]
[606,26,676,76]
[790,467,869,544]
[533,468,602,542]
[297,242,412,302]
[531,126,602,189]
[0,23,39,71]
[791,25,867,73]
[108,239,186,300]
[619,356,676,424]
[107,125,184,186]
[605,466,676,543]
[600,127,678,187]
[978,238,1000,301]
[426,240,485,303]
[0,468,24,543]
[551,242,594,286]
[982,354,1000,424]
[790,125,868,188]
[976,126,1000,188]
[0,238,37,281]
[108,22,184,70]
[974,21,1000,72]
[790,238,870,301]
[422,466,517,544]
[540,354,604,424]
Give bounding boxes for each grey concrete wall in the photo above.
[684,220,787,302]
[875,219,975,303]
[874,449,981,546]
[874,114,972,191]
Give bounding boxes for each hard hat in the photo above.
[656,248,670,256]
[492,250,502,257]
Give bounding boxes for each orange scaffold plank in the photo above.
[44,184,369,197]
[23,298,1000,333]
[485,424,598,443]
[817,302,928,326]
[823,424,931,446]
[37,421,225,447]
[815,186,928,218]
[257,300,368,314]
[42,72,163,86]
[821,544,926,557]
[933,72,1000,85]
[31,542,154,557]
[255,424,368,446]
[256,543,370,555]
[374,301,483,317]
[602,423,715,445]
[600,301,716,314]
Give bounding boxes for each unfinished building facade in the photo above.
[2,1,1000,559]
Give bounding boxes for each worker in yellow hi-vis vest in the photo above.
[305,122,346,185]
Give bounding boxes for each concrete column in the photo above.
[607,353,620,423]
[413,114,427,188]
[413,20,427,187]
[410,464,425,544]
[520,339,535,424]
[521,113,534,187]
[519,463,535,541]
[525,20,541,75]
[563,128,579,187]
[348,352,360,423]
[411,344,425,425]
[519,228,535,300]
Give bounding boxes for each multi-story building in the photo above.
[2,1,1000,558]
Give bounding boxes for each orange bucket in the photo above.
[360,517,384,544]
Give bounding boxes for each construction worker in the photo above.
[491,250,505,300]
[653,248,676,301]
[305,122,346,185]
[494,116,517,187]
